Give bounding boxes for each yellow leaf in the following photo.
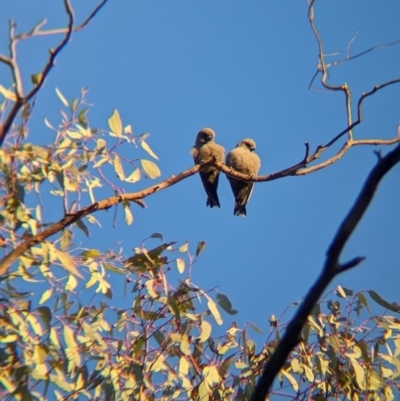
[0,333,19,343]
[180,339,191,356]
[281,369,299,392]
[141,159,161,179]
[65,275,78,291]
[66,129,83,139]
[114,154,125,180]
[203,365,220,390]
[125,168,141,183]
[145,280,159,298]
[337,285,347,298]
[124,204,133,225]
[0,84,17,101]
[199,320,212,343]
[55,87,69,107]
[108,109,122,137]
[39,288,52,305]
[124,124,132,134]
[141,140,159,160]
[198,381,209,401]
[64,325,77,349]
[179,357,189,376]
[179,243,188,253]
[383,385,394,401]
[304,365,314,382]
[207,298,223,326]
[33,344,47,365]
[350,359,365,390]
[55,249,83,279]
[27,313,43,336]
[0,375,16,394]
[36,205,42,222]
[291,358,303,374]
[93,156,109,169]
[176,258,185,273]
[50,328,61,349]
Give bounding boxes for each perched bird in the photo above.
[191,128,225,208]
[226,138,261,216]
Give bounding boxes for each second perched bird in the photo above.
[191,128,225,208]
[226,138,261,216]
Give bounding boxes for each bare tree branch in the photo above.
[250,142,400,401]
[16,0,108,38]
[0,0,109,147]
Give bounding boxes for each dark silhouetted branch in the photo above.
[250,142,400,401]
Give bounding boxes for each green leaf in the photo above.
[108,109,122,137]
[81,249,101,258]
[141,159,161,179]
[77,108,88,127]
[150,232,163,240]
[368,290,400,313]
[75,219,89,237]
[196,241,206,257]
[216,293,238,315]
[31,72,43,86]
[36,306,52,331]
[60,229,73,251]
[168,295,181,323]
[141,140,159,160]
[248,321,264,334]
[55,87,69,107]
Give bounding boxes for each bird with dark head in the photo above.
[226,138,261,216]
[191,128,225,208]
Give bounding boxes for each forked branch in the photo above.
[0,0,109,146]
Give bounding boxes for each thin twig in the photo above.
[16,0,108,39]
[0,0,109,147]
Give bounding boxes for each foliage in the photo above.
[0,94,400,400]
[1,2,400,400]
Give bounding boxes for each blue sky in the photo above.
[1,0,400,335]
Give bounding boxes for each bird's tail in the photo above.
[234,204,246,216]
[207,196,220,208]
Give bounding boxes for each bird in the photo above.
[226,138,261,216]
[191,128,225,208]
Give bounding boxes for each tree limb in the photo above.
[0,161,212,276]
[0,0,109,147]
[250,142,400,401]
